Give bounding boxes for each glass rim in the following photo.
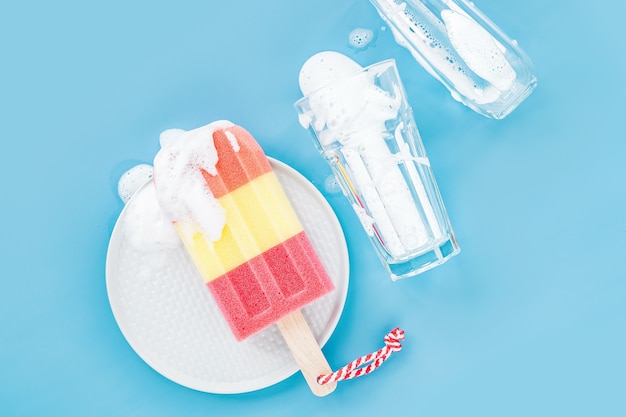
[294,58,397,106]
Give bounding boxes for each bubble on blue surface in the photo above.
[324,175,341,194]
[348,28,375,50]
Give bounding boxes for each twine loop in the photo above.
[317,327,405,385]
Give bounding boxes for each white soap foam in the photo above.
[299,51,362,96]
[118,163,154,204]
[153,121,235,244]
[298,52,439,257]
[122,181,181,251]
[159,128,186,149]
[299,52,400,147]
[441,9,516,92]
[348,28,375,49]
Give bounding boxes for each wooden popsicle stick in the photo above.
[276,310,337,396]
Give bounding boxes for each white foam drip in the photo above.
[159,128,186,149]
[224,130,240,152]
[153,120,235,244]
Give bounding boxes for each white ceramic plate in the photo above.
[106,158,349,393]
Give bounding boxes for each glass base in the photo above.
[470,78,538,120]
[386,236,460,280]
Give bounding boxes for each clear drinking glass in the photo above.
[369,0,537,119]
[295,59,459,280]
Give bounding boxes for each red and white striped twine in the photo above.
[317,327,405,385]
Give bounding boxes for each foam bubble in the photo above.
[348,28,375,49]
[323,175,341,194]
[118,164,154,204]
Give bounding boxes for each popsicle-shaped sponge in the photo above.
[153,121,336,395]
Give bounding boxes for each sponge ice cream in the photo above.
[152,121,335,342]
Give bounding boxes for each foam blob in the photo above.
[298,51,362,96]
[117,164,154,204]
[123,182,181,251]
[159,128,186,148]
[348,28,375,49]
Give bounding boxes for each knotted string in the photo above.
[317,327,405,385]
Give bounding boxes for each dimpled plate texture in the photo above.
[106,158,349,394]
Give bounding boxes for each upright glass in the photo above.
[369,0,537,119]
[295,60,459,280]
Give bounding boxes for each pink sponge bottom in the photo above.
[207,231,335,341]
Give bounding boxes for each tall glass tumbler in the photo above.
[295,59,459,280]
[369,0,537,119]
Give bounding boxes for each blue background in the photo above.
[2,1,625,416]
